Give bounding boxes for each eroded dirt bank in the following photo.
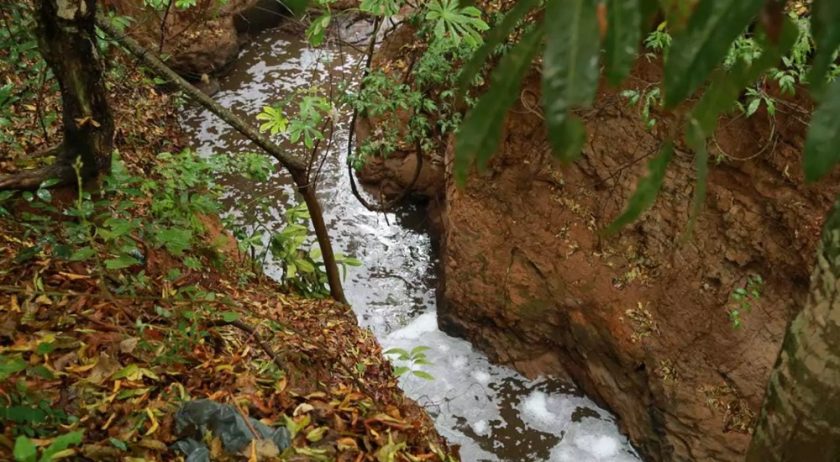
[357,42,840,460]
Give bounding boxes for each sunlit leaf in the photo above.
[13,436,36,462]
[40,431,83,461]
[411,370,434,380]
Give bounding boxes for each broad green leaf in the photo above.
[393,366,410,377]
[295,258,316,273]
[40,431,83,461]
[542,0,600,161]
[685,120,708,234]
[805,78,840,182]
[663,0,765,108]
[306,13,331,47]
[604,0,641,85]
[456,0,541,94]
[155,227,192,255]
[104,254,139,270]
[221,311,240,322]
[604,142,674,235]
[410,346,431,355]
[809,0,840,91]
[13,436,36,462]
[411,370,435,380]
[383,348,410,359]
[69,246,96,262]
[0,356,27,380]
[454,27,544,184]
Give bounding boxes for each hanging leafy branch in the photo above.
[455,0,840,232]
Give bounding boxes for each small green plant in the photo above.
[425,0,489,47]
[13,431,83,462]
[729,274,764,329]
[265,202,362,297]
[621,86,661,130]
[383,346,434,380]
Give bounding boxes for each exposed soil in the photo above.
[105,0,291,81]
[357,26,840,461]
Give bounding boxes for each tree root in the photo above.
[0,161,74,191]
[347,141,424,213]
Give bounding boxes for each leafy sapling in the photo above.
[384,346,434,380]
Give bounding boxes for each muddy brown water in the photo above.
[180,21,640,462]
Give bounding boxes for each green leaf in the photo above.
[663,0,765,108]
[604,0,641,85]
[13,436,36,462]
[69,246,96,262]
[809,0,840,91]
[685,120,708,235]
[0,356,26,380]
[40,430,83,461]
[108,438,127,451]
[35,342,55,355]
[359,0,402,15]
[295,258,316,273]
[410,346,431,355]
[454,26,544,184]
[104,254,139,270]
[603,142,674,235]
[221,311,240,322]
[155,227,193,255]
[681,18,797,228]
[306,13,331,47]
[35,188,52,203]
[393,366,410,377]
[805,78,840,182]
[690,18,797,133]
[456,0,541,94]
[383,348,410,359]
[542,0,600,161]
[411,370,435,380]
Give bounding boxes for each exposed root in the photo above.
[348,141,424,212]
[0,161,74,190]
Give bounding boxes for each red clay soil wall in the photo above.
[436,65,839,461]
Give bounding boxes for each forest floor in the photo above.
[0,45,449,462]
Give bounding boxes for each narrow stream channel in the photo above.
[181,21,640,462]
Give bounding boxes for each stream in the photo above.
[181,21,640,462]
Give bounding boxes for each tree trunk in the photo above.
[747,199,840,461]
[96,17,348,304]
[0,0,114,189]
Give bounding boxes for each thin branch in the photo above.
[207,319,285,373]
